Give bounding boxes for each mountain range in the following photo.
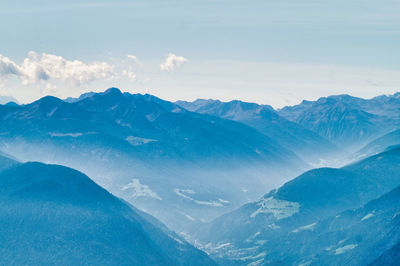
[1,88,400,265]
[0,88,307,232]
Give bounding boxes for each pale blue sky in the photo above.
[0,0,399,107]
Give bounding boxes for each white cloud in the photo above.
[127,54,143,67]
[122,69,136,81]
[159,53,188,72]
[0,54,21,77]
[0,51,115,86]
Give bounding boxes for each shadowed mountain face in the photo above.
[264,185,400,266]
[243,183,400,266]
[193,147,400,265]
[278,94,400,151]
[370,240,400,266]
[0,155,215,265]
[0,88,307,232]
[176,99,341,166]
[0,88,304,165]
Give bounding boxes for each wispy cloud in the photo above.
[127,54,143,67]
[122,69,136,81]
[160,53,188,72]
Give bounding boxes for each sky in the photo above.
[0,0,399,108]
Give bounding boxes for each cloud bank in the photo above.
[0,51,115,86]
[160,53,188,72]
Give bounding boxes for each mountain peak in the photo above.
[32,96,64,107]
[193,98,220,104]
[64,91,96,103]
[103,87,122,96]
[0,96,19,105]
[393,92,400,98]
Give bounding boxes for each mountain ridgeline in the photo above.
[176,99,340,165]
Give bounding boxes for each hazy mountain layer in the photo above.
[194,147,400,265]
[0,88,307,232]
[278,93,400,150]
[0,154,214,265]
[356,128,400,159]
[177,99,341,165]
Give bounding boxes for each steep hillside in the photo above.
[194,147,400,265]
[0,155,214,265]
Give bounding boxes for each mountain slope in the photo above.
[356,128,400,159]
[279,185,400,265]
[177,99,339,165]
[194,147,400,264]
[370,240,400,266]
[0,155,214,265]
[239,183,400,266]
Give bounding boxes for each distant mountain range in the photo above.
[176,99,340,165]
[356,128,400,159]
[193,146,400,265]
[0,153,214,265]
[0,95,18,105]
[278,93,400,151]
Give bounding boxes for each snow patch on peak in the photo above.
[218,198,230,204]
[177,211,196,221]
[335,244,357,255]
[250,197,300,219]
[168,234,184,245]
[171,107,183,113]
[298,261,313,266]
[292,222,316,233]
[361,213,374,221]
[145,112,160,122]
[214,242,232,250]
[50,132,97,138]
[47,107,58,117]
[174,188,229,207]
[267,223,280,230]
[126,136,158,146]
[121,179,162,200]
[245,232,261,243]
[392,211,400,219]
